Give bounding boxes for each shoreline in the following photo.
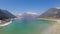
[39,18,60,22]
[37,18,60,34]
[0,21,12,27]
[39,18,60,34]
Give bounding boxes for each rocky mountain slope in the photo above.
[40,8,60,18]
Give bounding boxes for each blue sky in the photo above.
[0,0,60,14]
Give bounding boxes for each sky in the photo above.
[0,0,60,14]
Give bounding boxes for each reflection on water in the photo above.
[0,19,55,34]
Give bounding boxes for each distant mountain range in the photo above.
[15,8,60,19]
[16,12,39,18]
[39,8,60,18]
[15,12,39,23]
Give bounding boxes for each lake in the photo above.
[0,19,55,34]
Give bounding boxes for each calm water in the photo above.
[0,19,55,34]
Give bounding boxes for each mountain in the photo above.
[16,12,39,18]
[0,9,16,19]
[15,12,39,23]
[39,8,60,18]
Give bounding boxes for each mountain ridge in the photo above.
[39,8,60,18]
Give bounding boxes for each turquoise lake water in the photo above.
[0,19,55,34]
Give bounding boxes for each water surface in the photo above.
[0,19,55,34]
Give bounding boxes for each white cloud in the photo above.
[56,7,60,9]
[26,12,38,15]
